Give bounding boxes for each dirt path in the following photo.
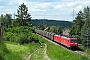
[25,47,40,60]
[44,43,51,60]
[25,43,51,60]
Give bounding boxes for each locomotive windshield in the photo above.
[71,40,77,43]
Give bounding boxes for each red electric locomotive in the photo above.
[54,35,78,48]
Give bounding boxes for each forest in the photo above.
[31,19,74,28]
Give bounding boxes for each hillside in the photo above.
[31,19,74,27]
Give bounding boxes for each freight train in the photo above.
[35,29,78,48]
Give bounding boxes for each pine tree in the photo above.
[81,6,90,48]
[16,3,32,26]
[69,11,84,43]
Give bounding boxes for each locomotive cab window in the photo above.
[71,40,77,43]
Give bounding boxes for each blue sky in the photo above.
[0,0,90,21]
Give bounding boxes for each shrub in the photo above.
[17,34,28,44]
[4,26,39,44]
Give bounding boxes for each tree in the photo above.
[0,14,12,28]
[47,26,62,34]
[56,25,62,34]
[81,6,90,48]
[69,11,84,36]
[4,14,12,28]
[69,11,84,43]
[49,26,56,33]
[16,3,32,26]
[0,22,3,43]
[38,24,46,30]
[0,14,4,23]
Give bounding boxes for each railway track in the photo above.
[42,35,90,58]
[74,50,90,58]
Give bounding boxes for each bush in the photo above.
[18,34,28,44]
[4,26,39,44]
[29,34,39,43]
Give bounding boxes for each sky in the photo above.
[0,0,90,21]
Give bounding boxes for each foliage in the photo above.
[0,14,4,22]
[69,11,84,36]
[31,19,74,28]
[47,25,62,34]
[69,8,84,44]
[38,24,46,30]
[4,26,39,44]
[81,6,90,48]
[0,14,12,28]
[15,3,32,26]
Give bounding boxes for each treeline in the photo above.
[69,6,90,49]
[31,19,74,28]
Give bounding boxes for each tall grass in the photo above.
[0,43,22,60]
[5,41,40,60]
[47,42,89,60]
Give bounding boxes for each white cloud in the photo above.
[74,5,83,13]
[85,0,90,4]
[0,6,3,9]
[9,0,19,5]
[30,9,46,12]
[67,2,76,7]
[33,2,54,9]
[55,4,63,9]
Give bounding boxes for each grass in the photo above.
[37,35,90,60]
[0,43,22,60]
[30,44,45,60]
[47,42,89,60]
[5,41,40,60]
